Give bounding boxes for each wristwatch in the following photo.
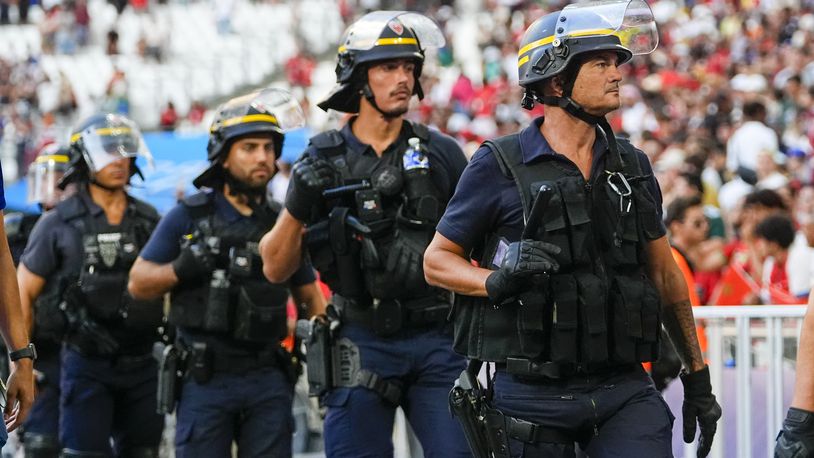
[8,343,37,362]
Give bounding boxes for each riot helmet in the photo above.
[318,11,445,114]
[517,0,657,122]
[27,143,73,209]
[194,87,305,189]
[60,113,152,190]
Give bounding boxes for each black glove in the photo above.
[172,236,215,283]
[680,366,722,458]
[285,155,337,223]
[776,407,814,458]
[485,239,560,305]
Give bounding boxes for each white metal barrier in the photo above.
[686,305,807,458]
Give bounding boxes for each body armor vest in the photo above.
[57,191,163,333]
[453,135,664,366]
[305,121,446,304]
[168,192,289,343]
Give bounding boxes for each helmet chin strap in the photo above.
[361,84,403,119]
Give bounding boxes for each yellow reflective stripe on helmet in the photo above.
[337,37,419,53]
[518,36,555,59]
[516,28,620,65]
[35,154,70,164]
[70,127,133,144]
[568,28,617,38]
[215,114,279,131]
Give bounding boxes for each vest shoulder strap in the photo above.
[614,137,645,177]
[310,129,345,155]
[55,194,87,223]
[483,134,521,179]
[406,121,430,143]
[181,191,216,235]
[129,196,160,225]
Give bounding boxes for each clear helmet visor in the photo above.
[338,11,446,52]
[76,114,153,174]
[26,146,70,206]
[556,0,658,56]
[213,88,306,132]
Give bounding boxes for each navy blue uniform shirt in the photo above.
[438,117,666,254]
[287,118,468,217]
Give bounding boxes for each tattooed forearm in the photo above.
[662,299,705,372]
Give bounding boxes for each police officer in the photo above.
[17,113,165,457]
[260,11,470,457]
[13,144,74,457]
[423,1,722,456]
[776,291,814,457]
[128,88,326,458]
[6,144,73,266]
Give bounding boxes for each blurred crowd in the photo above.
[3,0,814,305]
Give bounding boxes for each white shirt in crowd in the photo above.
[726,121,779,173]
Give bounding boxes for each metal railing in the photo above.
[685,305,807,458]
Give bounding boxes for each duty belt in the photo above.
[333,292,452,330]
[180,340,279,374]
[502,358,638,381]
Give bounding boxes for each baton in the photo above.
[522,184,554,239]
[322,180,371,199]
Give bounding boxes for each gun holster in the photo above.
[154,342,187,415]
[296,317,334,398]
[449,364,492,458]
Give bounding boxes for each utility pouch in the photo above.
[188,342,213,384]
[232,285,287,342]
[80,273,126,320]
[297,318,334,397]
[355,189,384,223]
[372,299,402,336]
[549,275,579,364]
[609,275,642,363]
[575,273,608,364]
[228,247,253,278]
[203,271,230,333]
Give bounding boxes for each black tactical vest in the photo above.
[168,192,289,344]
[57,191,163,333]
[452,135,664,366]
[305,121,446,303]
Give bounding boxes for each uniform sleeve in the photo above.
[638,151,667,239]
[436,146,504,252]
[0,160,6,210]
[288,261,317,287]
[19,211,62,278]
[431,133,468,196]
[138,204,194,263]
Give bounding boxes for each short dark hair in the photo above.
[743,189,787,211]
[743,100,767,120]
[665,195,703,226]
[754,214,796,249]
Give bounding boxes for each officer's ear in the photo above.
[542,77,564,97]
